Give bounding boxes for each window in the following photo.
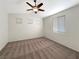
[53,15,65,33]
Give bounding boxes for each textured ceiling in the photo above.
[7,0,79,17]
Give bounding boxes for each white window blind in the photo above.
[53,15,65,32]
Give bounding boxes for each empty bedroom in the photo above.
[0,0,79,59]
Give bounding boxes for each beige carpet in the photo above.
[0,37,79,59]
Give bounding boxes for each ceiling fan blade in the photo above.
[37,3,43,8]
[39,9,45,11]
[27,9,33,11]
[26,2,33,8]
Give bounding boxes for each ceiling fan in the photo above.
[26,0,45,14]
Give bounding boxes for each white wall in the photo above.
[0,0,8,51]
[8,14,43,42]
[43,4,79,52]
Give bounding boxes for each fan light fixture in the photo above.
[26,0,45,14]
[33,7,38,12]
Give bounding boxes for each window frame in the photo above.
[53,15,65,33]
